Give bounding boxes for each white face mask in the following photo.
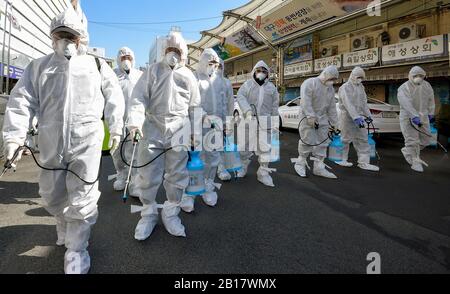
[256,72,267,81]
[356,78,363,84]
[165,52,180,67]
[55,39,78,59]
[121,60,132,72]
[325,81,334,87]
[207,65,216,77]
[413,77,424,85]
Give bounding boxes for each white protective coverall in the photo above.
[337,67,379,171]
[236,60,279,187]
[112,47,143,194]
[292,66,339,179]
[398,66,435,172]
[127,31,201,240]
[180,49,228,213]
[216,59,236,181]
[2,8,125,274]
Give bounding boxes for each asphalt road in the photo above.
[1,131,450,274]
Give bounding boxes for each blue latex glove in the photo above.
[412,117,422,126]
[354,117,365,128]
[428,115,435,123]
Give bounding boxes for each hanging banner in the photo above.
[261,0,373,42]
[284,34,313,65]
[382,35,446,64]
[213,26,264,60]
[314,55,342,72]
[284,60,313,77]
[343,48,379,68]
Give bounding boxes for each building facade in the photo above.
[188,0,450,114]
[0,0,71,93]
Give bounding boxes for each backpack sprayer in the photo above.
[361,116,381,160]
[409,118,448,153]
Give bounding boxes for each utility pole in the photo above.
[0,0,10,94]
[5,0,11,95]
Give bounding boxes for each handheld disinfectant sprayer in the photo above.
[121,132,141,203]
[297,117,341,147]
[1,145,101,184]
[409,118,448,153]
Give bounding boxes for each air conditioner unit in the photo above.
[398,24,425,42]
[321,46,338,58]
[351,35,370,51]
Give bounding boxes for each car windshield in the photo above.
[368,97,389,105]
[287,98,300,106]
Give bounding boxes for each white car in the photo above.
[278,96,401,134]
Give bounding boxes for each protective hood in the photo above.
[318,66,339,83]
[50,7,87,39]
[197,48,220,76]
[349,66,366,83]
[164,31,189,64]
[251,60,271,76]
[408,66,426,82]
[117,47,135,69]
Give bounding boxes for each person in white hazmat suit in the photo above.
[127,31,201,240]
[111,47,143,194]
[398,66,435,173]
[236,60,279,187]
[216,59,236,181]
[2,8,125,274]
[336,67,379,172]
[179,48,226,213]
[292,65,340,179]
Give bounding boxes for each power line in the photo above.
[89,16,222,26]
[90,22,200,34]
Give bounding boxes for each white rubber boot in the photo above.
[236,159,251,178]
[401,147,413,165]
[56,215,66,246]
[256,164,275,187]
[64,249,90,275]
[411,160,424,173]
[217,170,232,181]
[313,160,337,179]
[180,194,195,213]
[202,179,219,207]
[113,178,126,191]
[336,161,353,167]
[292,157,307,178]
[161,201,186,237]
[358,163,380,172]
[134,203,159,241]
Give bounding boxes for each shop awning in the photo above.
[187,0,284,69]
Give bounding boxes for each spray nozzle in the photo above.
[133,132,141,144]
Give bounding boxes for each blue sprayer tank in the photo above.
[186,151,206,196]
[270,131,280,163]
[429,123,438,148]
[328,134,344,162]
[223,136,242,173]
[368,134,377,159]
